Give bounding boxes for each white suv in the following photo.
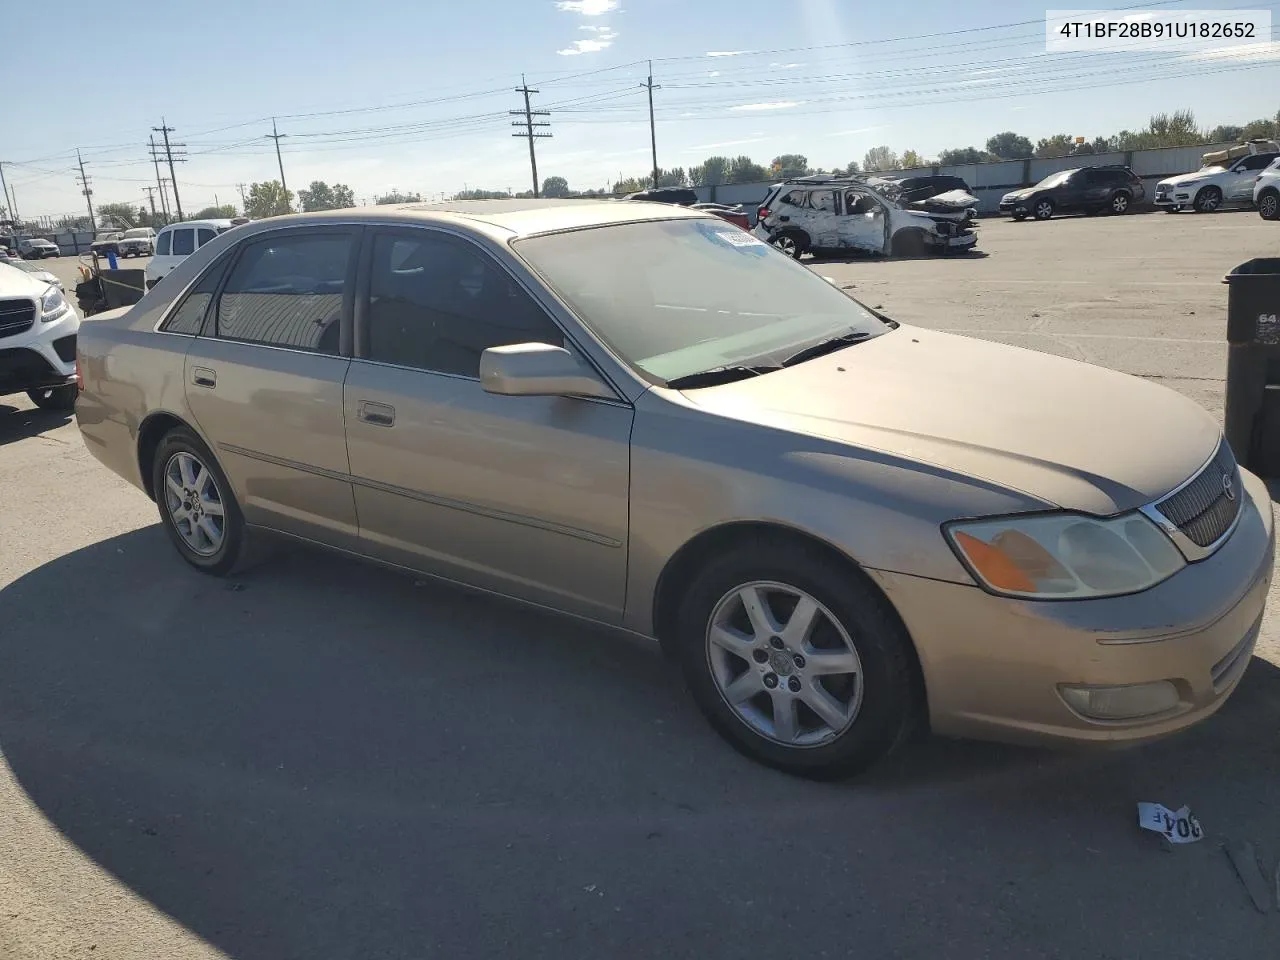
[1154,149,1279,213]
[0,261,81,410]
[145,219,234,288]
[1255,158,1280,221]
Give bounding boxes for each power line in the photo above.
[152,120,187,221]
[511,75,551,198]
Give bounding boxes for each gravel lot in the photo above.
[2,213,1278,959]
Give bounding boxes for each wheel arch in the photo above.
[137,410,200,501]
[890,227,930,257]
[650,520,928,715]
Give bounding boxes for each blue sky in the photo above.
[3,0,1279,218]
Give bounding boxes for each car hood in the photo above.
[1158,171,1218,188]
[1001,187,1035,200]
[679,326,1220,516]
[907,189,979,212]
[0,264,54,297]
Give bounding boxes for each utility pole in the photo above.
[511,76,551,198]
[0,161,17,224]
[152,119,186,221]
[236,182,247,214]
[148,134,170,220]
[142,186,158,221]
[642,61,661,189]
[265,118,290,212]
[75,150,95,229]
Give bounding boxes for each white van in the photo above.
[144,219,235,288]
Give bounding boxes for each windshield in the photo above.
[514,218,888,384]
[123,228,151,238]
[1197,164,1227,173]
[1035,170,1074,189]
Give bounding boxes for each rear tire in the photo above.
[771,230,809,260]
[151,427,247,576]
[1109,191,1131,214]
[673,534,920,779]
[27,384,78,411]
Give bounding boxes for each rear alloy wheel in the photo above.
[675,538,919,778]
[1033,199,1055,220]
[153,428,246,575]
[1259,190,1280,221]
[27,384,78,411]
[771,231,808,260]
[1110,191,1131,214]
[1193,186,1222,213]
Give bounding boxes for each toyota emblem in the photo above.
[1222,473,1236,501]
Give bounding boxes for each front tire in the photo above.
[27,384,78,411]
[1259,189,1280,221]
[1033,198,1054,220]
[152,427,246,576]
[674,535,920,779]
[1193,186,1222,213]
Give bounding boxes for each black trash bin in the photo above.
[1223,257,1280,476]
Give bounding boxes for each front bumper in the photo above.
[1154,186,1194,207]
[998,199,1027,215]
[871,467,1275,747]
[0,306,79,395]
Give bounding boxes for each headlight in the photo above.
[945,511,1185,600]
[40,287,70,322]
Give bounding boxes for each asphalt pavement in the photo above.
[2,213,1278,959]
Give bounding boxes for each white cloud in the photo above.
[685,136,769,151]
[768,62,802,69]
[1183,41,1280,63]
[826,125,885,138]
[706,50,747,57]
[730,101,804,112]
[579,24,608,31]
[708,70,720,77]
[558,26,618,55]
[555,0,617,13]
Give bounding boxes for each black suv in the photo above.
[998,166,1146,220]
[623,187,698,206]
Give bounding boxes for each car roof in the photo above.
[217,199,708,240]
[160,219,234,231]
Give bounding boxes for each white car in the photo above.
[753,176,978,258]
[1154,149,1279,213]
[117,227,157,257]
[0,261,81,410]
[4,258,64,290]
[18,238,60,259]
[1255,158,1280,221]
[145,219,235,288]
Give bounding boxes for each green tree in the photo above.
[656,167,688,187]
[728,156,767,183]
[900,149,924,169]
[245,181,293,218]
[1147,109,1203,146]
[96,203,138,228]
[376,190,422,204]
[1206,124,1245,144]
[841,160,861,175]
[769,154,811,178]
[985,131,1033,160]
[453,188,510,199]
[688,155,731,186]
[541,176,571,198]
[611,176,647,194]
[1240,111,1279,140]
[297,181,356,212]
[937,146,988,165]
[862,146,900,172]
[1033,134,1076,158]
[192,204,236,220]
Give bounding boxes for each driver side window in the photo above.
[213,231,355,355]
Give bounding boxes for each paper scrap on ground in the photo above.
[1137,802,1204,844]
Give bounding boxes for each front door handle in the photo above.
[191,366,216,388]
[357,400,395,427]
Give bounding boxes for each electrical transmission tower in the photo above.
[511,76,551,198]
[151,120,187,220]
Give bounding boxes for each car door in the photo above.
[837,190,889,252]
[343,226,633,621]
[183,226,360,549]
[1229,154,1276,200]
[804,190,841,247]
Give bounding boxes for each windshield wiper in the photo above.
[665,365,781,389]
[781,331,874,367]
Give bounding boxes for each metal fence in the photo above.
[691,140,1245,218]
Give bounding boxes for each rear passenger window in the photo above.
[779,191,805,207]
[365,230,562,377]
[156,231,172,256]
[160,265,222,335]
[171,229,194,256]
[197,228,217,247]
[214,232,353,354]
[1240,154,1275,171]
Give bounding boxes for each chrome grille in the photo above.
[1155,441,1241,549]
[0,299,35,339]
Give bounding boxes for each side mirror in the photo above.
[480,342,616,400]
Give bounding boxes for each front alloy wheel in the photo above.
[1260,191,1279,221]
[1033,199,1054,220]
[707,582,864,746]
[163,451,227,557]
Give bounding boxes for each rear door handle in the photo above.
[191,366,216,388]
[357,400,395,427]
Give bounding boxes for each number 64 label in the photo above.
[1137,802,1204,844]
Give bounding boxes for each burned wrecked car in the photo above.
[753,176,978,259]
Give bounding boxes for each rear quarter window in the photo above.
[156,231,172,256]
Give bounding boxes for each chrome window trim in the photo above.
[1139,439,1242,563]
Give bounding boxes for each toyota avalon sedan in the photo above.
[74,200,1273,778]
